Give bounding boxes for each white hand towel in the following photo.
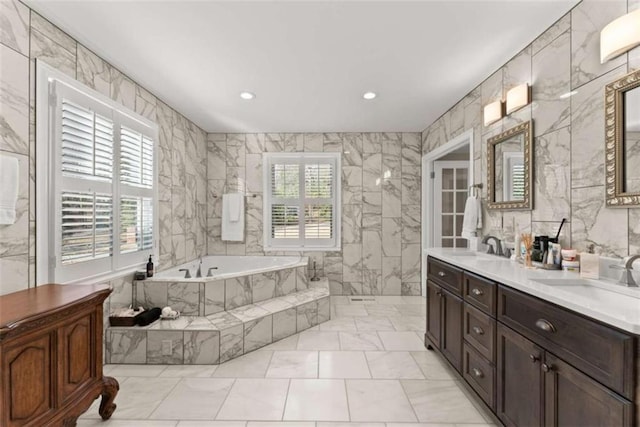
[461,196,482,239]
[0,155,19,225]
[222,193,245,241]
[226,193,243,222]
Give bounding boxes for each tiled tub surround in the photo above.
[134,258,311,315]
[148,255,308,282]
[421,0,640,259]
[107,278,330,364]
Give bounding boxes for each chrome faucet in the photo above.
[207,267,218,277]
[611,255,640,287]
[482,235,503,256]
[196,258,203,278]
[178,268,191,279]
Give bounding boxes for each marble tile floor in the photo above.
[79,296,497,427]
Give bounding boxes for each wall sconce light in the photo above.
[483,100,503,126]
[601,9,640,63]
[505,83,531,115]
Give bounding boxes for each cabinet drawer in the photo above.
[463,272,496,315]
[464,303,496,362]
[463,342,495,410]
[498,285,634,398]
[427,257,463,296]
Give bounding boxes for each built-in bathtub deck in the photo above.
[106,278,330,364]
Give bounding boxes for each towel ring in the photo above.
[468,183,483,197]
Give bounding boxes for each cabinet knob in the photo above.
[472,367,484,378]
[435,290,442,296]
[542,363,553,372]
[472,326,484,335]
[529,354,539,363]
[438,271,446,277]
[471,288,483,296]
[535,318,557,333]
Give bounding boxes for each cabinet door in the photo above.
[543,353,633,427]
[58,312,96,404]
[441,288,463,373]
[497,324,543,427]
[426,280,442,348]
[2,333,54,427]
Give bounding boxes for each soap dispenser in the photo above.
[580,244,599,279]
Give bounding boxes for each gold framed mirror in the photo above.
[487,120,533,210]
[605,68,640,207]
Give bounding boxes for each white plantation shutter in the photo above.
[61,100,113,181]
[46,79,158,284]
[264,153,340,250]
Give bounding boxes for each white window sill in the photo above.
[263,246,341,252]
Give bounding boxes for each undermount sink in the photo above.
[531,278,594,286]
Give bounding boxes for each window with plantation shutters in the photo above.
[264,153,341,251]
[36,69,158,285]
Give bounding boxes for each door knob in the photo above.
[542,363,553,372]
[529,354,539,363]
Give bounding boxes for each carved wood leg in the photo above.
[99,376,119,420]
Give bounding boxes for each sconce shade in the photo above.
[483,100,503,126]
[506,84,530,115]
[601,9,640,63]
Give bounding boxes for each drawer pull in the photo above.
[535,319,556,333]
[542,363,554,373]
[471,288,483,296]
[472,367,484,378]
[472,326,484,335]
[438,271,446,277]
[529,354,539,363]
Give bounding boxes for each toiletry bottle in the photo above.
[146,255,154,278]
[579,244,599,279]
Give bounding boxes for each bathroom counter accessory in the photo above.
[426,248,640,333]
[0,284,119,426]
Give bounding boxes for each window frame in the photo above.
[36,60,159,285]
[263,152,341,252]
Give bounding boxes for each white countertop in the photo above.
[426,248,640,335]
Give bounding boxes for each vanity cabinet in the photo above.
[0,284,119,427]
[425,255,638,427]
[497,323,633,427]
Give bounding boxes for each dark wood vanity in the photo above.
[425,255,639,427]
[0,284,119,427]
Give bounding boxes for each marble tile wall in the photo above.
[206,133,422,296]
[0,1,208,299]
[421,0,640,258]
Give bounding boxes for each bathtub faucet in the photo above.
[196,258,203,278]
[178,268,191,279]
[207,267,218,277]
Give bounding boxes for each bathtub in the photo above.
[147,255,309,282]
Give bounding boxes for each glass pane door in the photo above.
[434,161,469,248]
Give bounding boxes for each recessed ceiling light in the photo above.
[363,91,377,100]
[240,91,255,100]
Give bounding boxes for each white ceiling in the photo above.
[25,1,579,133]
